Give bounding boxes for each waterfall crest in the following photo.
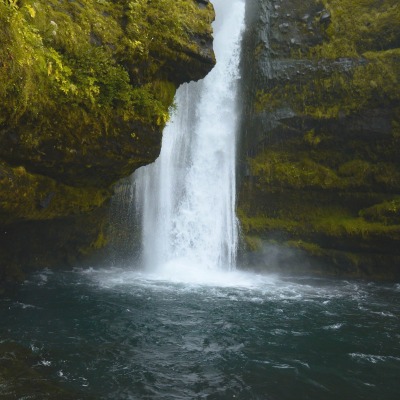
[134,0,245,274]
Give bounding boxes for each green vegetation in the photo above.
[0,0,215,281]
[241,0,400,278]
[249,151,340,190]
[254,0,400,120]
[254,50,400,119]
[360,198,400,224]
[0,0,215,212]
[0,0,214,138]
[0,162,110,223]
[239,203,400,244]
[315,0,400,59]
[248,150,400,192]
[0,0,215,189]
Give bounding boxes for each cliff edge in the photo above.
[0,0,215,283]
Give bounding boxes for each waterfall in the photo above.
[134,0,245,274]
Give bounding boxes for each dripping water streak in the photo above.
[134,0,245,276]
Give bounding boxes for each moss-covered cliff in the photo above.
[0,0,215,284]
[238,0,400,280]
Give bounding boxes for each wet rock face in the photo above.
[0,0,215,283]
[0,0,215,189]
[238,0,400,280]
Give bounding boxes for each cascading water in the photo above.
[134,0,245,274]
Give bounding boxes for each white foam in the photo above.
[85,265,276,291]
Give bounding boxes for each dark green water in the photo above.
[1,268,400,399]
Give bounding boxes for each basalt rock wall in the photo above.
[238,0,400,280]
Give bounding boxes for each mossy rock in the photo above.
[0,162,110,223]
[0,0,216,283]
[238,0,400,279]
[0,0,215,187]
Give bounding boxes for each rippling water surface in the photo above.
[1,268,400,399]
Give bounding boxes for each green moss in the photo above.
[360,198,400,224]
[240,0,400,279]
[239,204,400,241]
[238,208,301,235]
[248,148,400,192]
[392,107,400,139]
[0,162,109,223]
[0,1,215,282]
[314,0,400,59]
[91,229,107,250]
[0,0,176,132]
[125,0,213,56]
[303,129,322,146]
[255,48,400,119]
[285,240,324,256]
[150,80,177,109]
[243,235,263,251]
[312,210,400,238]
[78,225,108,256]
[249,150,341,190]
[253,0,400,121]
[0,0,215,188]
[254,90,280,113]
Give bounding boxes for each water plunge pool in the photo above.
[1,267,399,399]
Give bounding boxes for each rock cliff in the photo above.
[0,0,215,284]
[238,0,400,280]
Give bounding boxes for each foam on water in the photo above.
[81,265,277,291]
[77,264,371,307]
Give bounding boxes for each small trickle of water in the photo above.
[134,0,245,274]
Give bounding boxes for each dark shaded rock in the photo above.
[38,192,55,210]
[319,10,331,24]
[197,0,211,9]
[238,0,400,280]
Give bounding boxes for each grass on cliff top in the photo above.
[0,0,213,134]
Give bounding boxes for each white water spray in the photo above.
[134,0,245,275]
